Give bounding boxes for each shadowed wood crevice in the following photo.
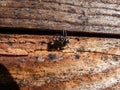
[0,28,120,39]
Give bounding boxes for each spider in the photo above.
[47,30,69,51]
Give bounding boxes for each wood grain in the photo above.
[0,34,120,90]
[0,34,120,56]
[0,0,120,34]
[0,0,120,89]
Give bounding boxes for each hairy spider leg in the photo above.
[62,30,68,42]
[63,30,67,37]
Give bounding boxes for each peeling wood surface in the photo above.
[0,34,120,90]
[0,0,120,34]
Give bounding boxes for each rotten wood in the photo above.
[0,0,120,35]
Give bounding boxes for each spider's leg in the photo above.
[63,30,68,42]
[63,30,64,36]
[65,30,67,37]
[63,30,67,37]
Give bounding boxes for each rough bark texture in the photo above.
[0,0,120,34]
[0,34,120,90]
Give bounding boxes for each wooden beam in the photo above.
[0,34,120,56]
[0,34,120,89]
[0,0,120,34]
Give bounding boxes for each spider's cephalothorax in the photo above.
[48,30,69,51]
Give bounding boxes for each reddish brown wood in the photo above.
[0,0,120,90]
[0,34,120,90]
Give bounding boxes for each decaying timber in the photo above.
[0,34,120,90]
[0,0,120,35]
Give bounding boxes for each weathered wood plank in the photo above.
[0,51,120,89]
[0,34,120,56]
[0,0,120,34]
[0,34,119,89]
[0,0,120,89]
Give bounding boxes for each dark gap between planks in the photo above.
[0,27,120,39]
